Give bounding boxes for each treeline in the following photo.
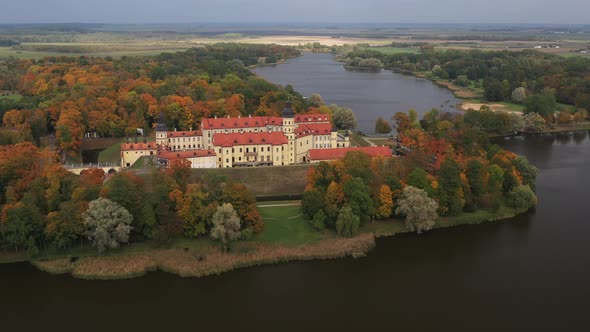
[0,143,262,255]
[302,108,538,236]
[345,48,590,110]
[0,44,304,158]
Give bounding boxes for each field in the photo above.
[366,46,420,55]
[189,165,311,197]
[2,23,588,61]
[254,201,326,246]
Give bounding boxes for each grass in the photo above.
[4,199,524,280]
[97,137,154,164]
[362,205,518,237]
[254,202,326,246]
[349,132,372,147]
[187,165,311,197]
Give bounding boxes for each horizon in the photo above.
[1,0,589,26]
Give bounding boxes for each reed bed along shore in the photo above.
[29,205,521,280]
[32,233,376,280]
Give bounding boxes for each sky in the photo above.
[1,0,589,25]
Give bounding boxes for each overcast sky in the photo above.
[1,0,589,25]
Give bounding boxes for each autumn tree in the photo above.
[375,117,392,134]
[396,186,439,234]
[375,185,393,219]
[55,102,84,158]
[392,112,411,134]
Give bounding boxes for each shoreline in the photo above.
[11,206,520,280]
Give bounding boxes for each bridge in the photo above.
[62,162,121,175]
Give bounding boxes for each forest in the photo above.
[0,144,262,255]
[345,48,590,111]
[302,108,538,236]
[0,44,301,158]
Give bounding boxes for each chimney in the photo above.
[227,115,230,119]
[249,114,252,118]
[215,115,217,119]
[189,127,192,131]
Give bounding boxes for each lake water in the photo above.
[2,131,589,331]
[251,52,459,133]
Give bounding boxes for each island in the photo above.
[1,43,538,280]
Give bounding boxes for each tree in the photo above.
[343,177,374,223]
[45,201,84,249]
[1,202,43,254]
[331,104,357,130]
[524,89,557,117]
[375,185,393,219]
[302,190,324,220]
[82,198,133,253]
[466,160,485,201]
[375,117,392,134]
[165,159,192,190]
[508,185,537,213]
[392,112,411,134]
[312,209,327,230]
[511,87,527,104]
[438,158,464,216]
[523,113,546,133]
[512,156,538,191]
[408,168,434,197]
[396,186,439,234]
[309,94,325,107]
[335,206,360,237]
[210,203,241,252]
[484,78,506,102]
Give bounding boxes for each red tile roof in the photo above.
[158,149,216,159]
[295,114,331,123]
[167,130,202,138]
[295,123,333,138]
[201,116,283,130]
[308,146,392,161]
[121,142,157,151]
[212,131,288,147]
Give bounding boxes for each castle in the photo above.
[121,101,356,168]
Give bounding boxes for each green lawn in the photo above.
[98,137,154,164]
[254,202,326,246]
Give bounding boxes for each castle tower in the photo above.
[282,99,296,164]
[155,112,168,147]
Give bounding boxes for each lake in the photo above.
[2,131,589,331]
[251,52,459,133]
